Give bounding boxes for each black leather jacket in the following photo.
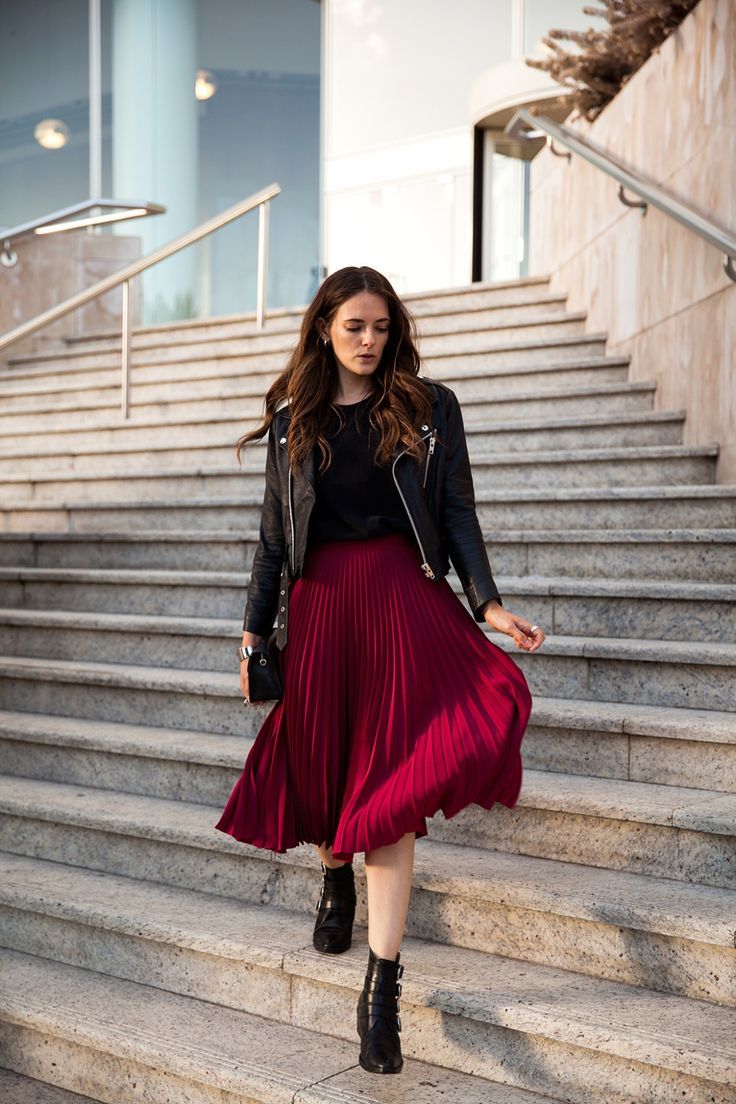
[244,377,503,650]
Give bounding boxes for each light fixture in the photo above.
[35,208,149,235]
[195,68,217,101]
[34,118,70,150]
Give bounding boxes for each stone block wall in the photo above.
[529,0,736,479]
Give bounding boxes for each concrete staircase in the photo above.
[0,274,734,1104]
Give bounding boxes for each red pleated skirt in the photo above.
[214,530,533,862]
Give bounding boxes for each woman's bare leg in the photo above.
[315,842,347,869]
[364,831,416,960]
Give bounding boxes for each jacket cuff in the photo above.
[242,612,273,636]
[475,594,503,620]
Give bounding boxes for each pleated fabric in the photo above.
[215,531,533,861]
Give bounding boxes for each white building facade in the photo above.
[1,0,592,322]
[321,0,591,292]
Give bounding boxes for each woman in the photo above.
[215,265,544,1075]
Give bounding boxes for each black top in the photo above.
[306,394,415,546]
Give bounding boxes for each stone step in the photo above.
[0,352,626,426]
[524,696,736,793]
[4,276,557,360]
[430,768,736,885]
[2,636,732,732]
[0,356,632,440]
[0,454,723,540]
[3,347,625,418]
[456,375,648,417]
[0,953,569,1104]
[0,399,676,476]
[482,484,736,530]
[2,310,586,394]
[1,944,610,1104]
[0,1068,102,1103]
[16,275,557,355]
[61,309,306,354]
[0,367,662,439]
[2,606,736,700]
[1,568,735,645]
[395,272,552,309]
[1,689,732,803]
[0,373,657,446]
[333,409,691,457]
[0,697,733,887]
[508,575,736,643]
[27,309,582,381]
[3,526,733,580]
[49,303,309,351]
[29,300,578,371]
[2,620,734,713]
[1,328,610,387]
[2,483,735,534]
[0,868,734,1104]
[0,787,734,1004]
[491,526,736,588]
[0,377,654,462]
[20,687,736,808]
[510,633,736,715]
[0,445,718,506]
[0,681,733,801]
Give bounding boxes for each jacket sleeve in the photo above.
[243,421,287,635]
[439,386,503,620]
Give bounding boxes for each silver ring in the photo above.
[530,625,540,633]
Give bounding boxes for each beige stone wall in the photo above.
[1,231,141,361]
[529,0,736,481]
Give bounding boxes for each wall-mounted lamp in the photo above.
[195,68,218,101]
[34,118,70,150]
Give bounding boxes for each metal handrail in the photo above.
[505,108,736,283]
[0,198,166,267]
[0,182,281,417]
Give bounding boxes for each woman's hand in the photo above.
[240,657,251,704]
[240,631,263,704]
[482,600,545,652]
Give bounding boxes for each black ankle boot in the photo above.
[313,860,356,954]
[356,946,404,1074]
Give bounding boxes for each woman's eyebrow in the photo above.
[344,316,390,323]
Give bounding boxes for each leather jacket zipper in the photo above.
[423,429,437,488]
[392,430,435,579]
[287,463,296,576]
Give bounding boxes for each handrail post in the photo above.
[256,200,270,330]
[121,278,132,419]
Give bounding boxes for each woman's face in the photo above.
[318,292,391,381]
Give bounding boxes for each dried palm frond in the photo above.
[525,0,700,121]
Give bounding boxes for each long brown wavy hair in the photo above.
[235,265,433,474]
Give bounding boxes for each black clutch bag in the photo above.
[247,627,283,702]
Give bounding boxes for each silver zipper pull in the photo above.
[423,429,437,488]
[421,562,435,579]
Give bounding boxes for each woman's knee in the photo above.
[365,831,416,863]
